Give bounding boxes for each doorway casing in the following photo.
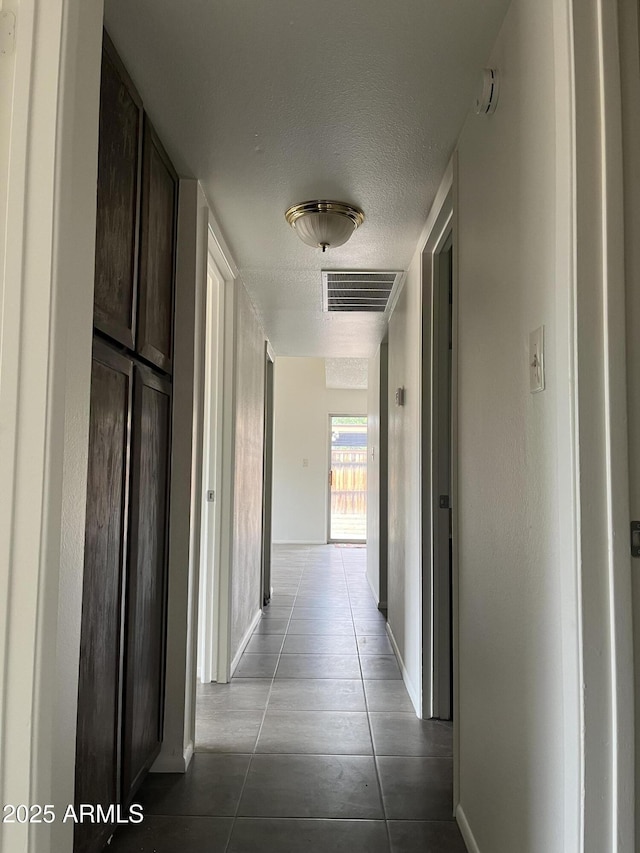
[261,345,276,605]
[197,239,230,684]
[194,219,239,687]
[415,156,458,758]
[327,413,368,544]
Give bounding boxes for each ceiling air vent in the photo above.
[322,270,403,313]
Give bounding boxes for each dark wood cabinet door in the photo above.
[137,119,178,373]
[93,33,143,349]
[122,364,171,801]
[75,341,133,853]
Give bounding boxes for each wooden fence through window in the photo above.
[331,449,367,515]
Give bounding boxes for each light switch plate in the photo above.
[529,326,545,393]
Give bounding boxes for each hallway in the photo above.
[108,545,466,852]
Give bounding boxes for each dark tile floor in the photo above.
[108,545,467,852]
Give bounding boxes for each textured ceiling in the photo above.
[104,0,509,357]
[325,359,369,391]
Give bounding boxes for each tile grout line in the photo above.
[188,548,458,852]
[224,546,393,851]
[222,553,306,852]
[341,547,393,853]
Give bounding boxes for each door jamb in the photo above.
[261,343,275,606]
[568,1,634,848]
[430,231,453,723]
[197,251,225,683]
[205,220,237,684]
[416,156,458,794]
[327,413,368,544]
[188,210,238,701]
[419,185,454,713]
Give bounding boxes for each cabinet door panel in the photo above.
[75,342,132,853]
[122,365,171,800]
[137,120,177,373]
[93,33,143,349]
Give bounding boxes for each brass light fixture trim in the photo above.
[284,200,365,251]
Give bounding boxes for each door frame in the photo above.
[197,220,237,685]
[196,249,226,683]
[327,413,368,544]
[429,232,453,722]
[564,1,634,848]
[619,0,640,846]
[378,342,389,609]
[261,344,275,605]
[160,188,239,771]
[417,158,457,757]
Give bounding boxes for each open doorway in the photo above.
[431,238,453,720]
[420,179,456,727]
[196,250,225,684]
[328,415,368,543]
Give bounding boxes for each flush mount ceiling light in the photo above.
[285,200,365,252]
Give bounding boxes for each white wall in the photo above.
[383,0,631,847]
[230,284,267,660]
[454,0,576,849]
[0,2,103,851]
[386,259,423,714]
[272,358,367,544]
[0,2,16,277]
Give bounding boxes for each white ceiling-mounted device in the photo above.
[475,68,500,115]
[285,201,365,251]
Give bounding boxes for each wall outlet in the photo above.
[302,458,309,468]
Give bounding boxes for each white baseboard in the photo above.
[386,622,421,716]
[150,740,194,773]
[229,609,262,676]
[272,539,327,545]
[365,572,380,605]
[456,804,481,853]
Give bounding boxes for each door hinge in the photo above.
[439,495,450,509]
[206,490,215,502]
[631,521,640,557]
